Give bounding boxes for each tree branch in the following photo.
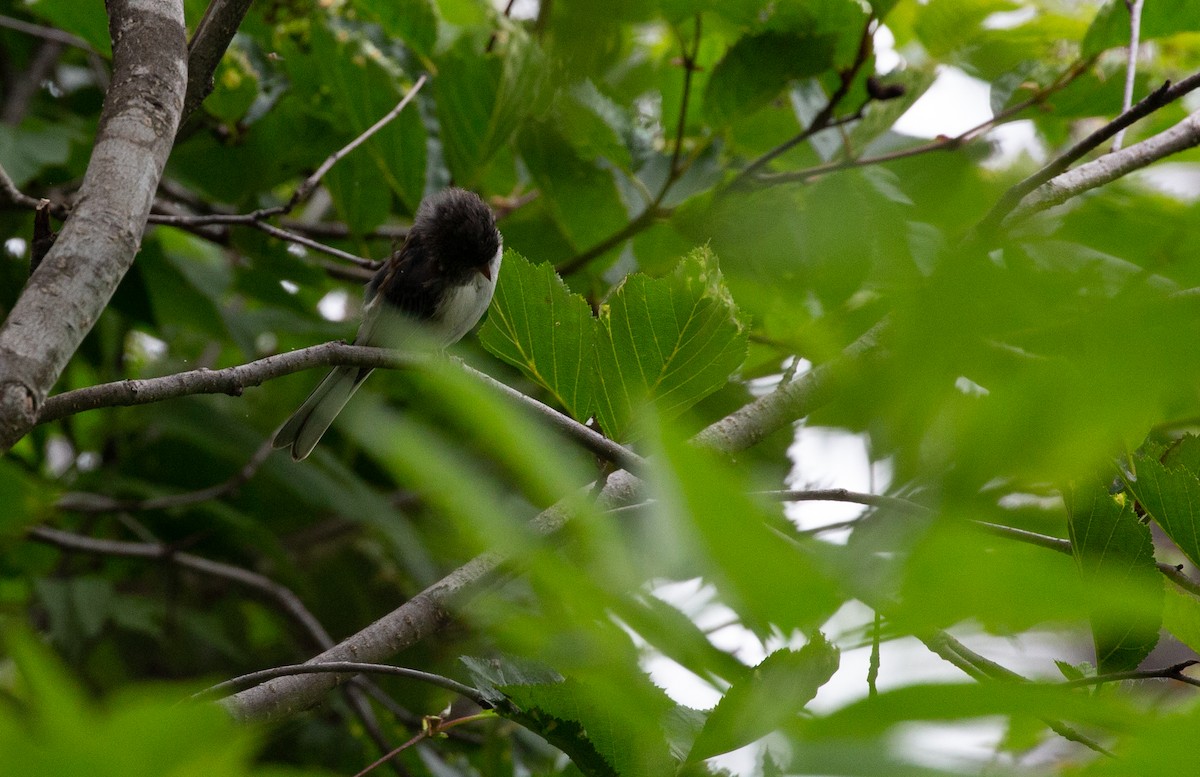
[220,320,886,723]
[36,342,645,475]
[0,0,187,453]
[182,0,255,122]
[1112,0,1145,151]
[195,661,489,706]
[1006,108,1200,222]
[979,69,1200,231]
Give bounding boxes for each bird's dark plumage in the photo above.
[273,188,502,460]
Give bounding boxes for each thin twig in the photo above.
[1112,0,1146,151]
[920,631,1116,757]
[765,488,928,514]
[730,15,875,188]
[36,342,643,474]
[290,75,428,209]
[0,162,43,209]
[56,438,274,513]
[1058,660,1200,689]
[755,57,1095,187]
[0,13,95,51]
[27,525,335,648]
[555,19,702,276]
[974,520,1200,597]
[193,661,489,705]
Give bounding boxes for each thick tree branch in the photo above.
[182,0,254,122]
[0,0,187,453]
[37,342,645,475]
[1008,109,1200,222]
[220,321,885,723]
[979,70,1200,231]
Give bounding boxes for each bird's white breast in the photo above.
[432,245,502,345]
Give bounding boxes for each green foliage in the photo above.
[482,247,748,440]
[9,0,1200,774]
[0,629,322,776]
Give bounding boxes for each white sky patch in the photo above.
[318,288,351,321]
[785,427,893,534]
[280,279,299,294]
[954,375,989,396]
[5,237,27,257]
[127,330,168,362]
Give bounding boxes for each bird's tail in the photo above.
[273,366,372,460]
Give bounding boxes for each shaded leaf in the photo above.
[705,31,838,126]
[1066,480,1162,674]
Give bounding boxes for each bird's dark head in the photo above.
[413,188,501,279]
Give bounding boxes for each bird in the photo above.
[273,187,502,461]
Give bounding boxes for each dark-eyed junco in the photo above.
[274,187,502,460]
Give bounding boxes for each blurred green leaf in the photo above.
[24,0,111,55]
[478,250,597,421]
[704,31,838,127]
[1083,0,1200,57]
[594,247,748,440]
[689,635,839,761]
[648,417,843,635]
[1066,480,1163,674]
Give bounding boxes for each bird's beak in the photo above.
[479,265,492,281]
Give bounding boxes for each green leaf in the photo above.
[1162,586,1200,655]
[594,247,748,441]
[1083,0,1200,57]
[434,33,545,187]
[366,0,439,59]
[1066,480,1163,674]
[0,630,269,777]
[0,459,47,535]
[478,250,597,421]
[704,31,838,126]
[466,654,677,777]
[517,121,629,252]
[24,0,111,55]
[1123,435,1200,569]
[913,0,1018,59]
[312,20,426,212]
[648,417,843,635]
[0,120,76,187]
[688,636,840,762]
[204,47,260,124]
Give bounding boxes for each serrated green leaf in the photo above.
[594,247,747,440]
[481,669,677,777]
[1123,437,1200,570]
[689,636,840,762]
[1066,480,1163,674]
[478,250,597,421]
